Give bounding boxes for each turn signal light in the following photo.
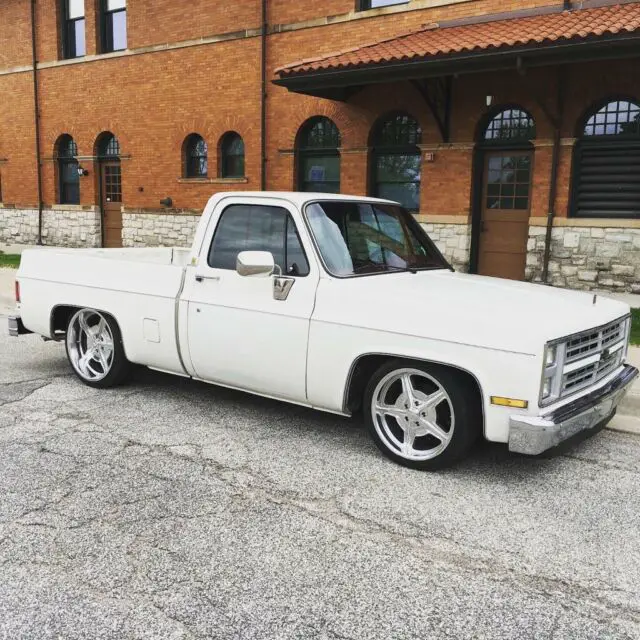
[490,396,528,409]
[15,280,20,303]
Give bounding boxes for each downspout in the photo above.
[30,0,44,245]
[260,0,267,190]
[541,68,565,284]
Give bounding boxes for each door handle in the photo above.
[195,275,220,283]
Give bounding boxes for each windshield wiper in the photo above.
[352,260,417,275]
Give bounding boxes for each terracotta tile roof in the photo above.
[275,3,640,77]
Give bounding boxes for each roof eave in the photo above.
[273,34,640,100]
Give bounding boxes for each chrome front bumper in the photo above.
[509,365,638,455]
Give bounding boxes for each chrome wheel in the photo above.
[371,368,455,462]
[66,309,115,382]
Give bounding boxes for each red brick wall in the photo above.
[129,0,261,49]
[0,73,37,207]
[0,0,638,225]
[0,0,32,69]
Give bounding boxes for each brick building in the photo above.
[1,0,639,292]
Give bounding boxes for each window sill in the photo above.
[50,204,99,212]
[178,177,248,184]
[356,2,409,15]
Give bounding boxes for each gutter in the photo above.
[260,0,267,190]
[541,66,566,284]
[30,0,44,245]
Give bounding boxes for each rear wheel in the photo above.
[65,308,131,388]
[363,360,481,470]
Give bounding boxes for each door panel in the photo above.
[477,151,532,281]
[102,161,122,248]
[183,199,319,402]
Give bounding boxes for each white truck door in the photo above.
[183,196,319,402]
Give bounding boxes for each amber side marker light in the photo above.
[15,280,20,304]
[490,396,528,409]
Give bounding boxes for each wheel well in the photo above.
[50,305,80,340]
[50,306,120,341]
[344,354,484,418]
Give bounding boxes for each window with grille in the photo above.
[357,0,408,10]
[101,0,127,53]
[572,99,640,218]
[483,108,536,143]
[97,133,120,158]
[57,135,80,205]
[62,0,85,58]
[220,132,245,178]
[184,134,208,178]
[297,117,341,194]
[371,113,422,211]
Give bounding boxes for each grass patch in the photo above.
[631,309,640,347]
[0,252,20,268]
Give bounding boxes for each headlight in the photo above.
[540,340,565,406]
[544,344,557,367]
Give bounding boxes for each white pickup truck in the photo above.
[9,192,638,470]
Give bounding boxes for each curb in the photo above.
[619,391,640,414]
[607,413,640,436]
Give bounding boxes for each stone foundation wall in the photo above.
[0,208,38,244]
[122,211,201,248]
[526,225,640,294]
[420,222,471,272]
[0,206,101,247]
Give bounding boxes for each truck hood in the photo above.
[314,270,630,355]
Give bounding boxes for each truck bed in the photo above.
[17,247,189,375]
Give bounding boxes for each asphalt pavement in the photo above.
[1,322,640,639]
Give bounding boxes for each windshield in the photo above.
[305,201,450,277]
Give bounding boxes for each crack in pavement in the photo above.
[1,369,639,638]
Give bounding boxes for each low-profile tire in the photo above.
[363,359,481,471]
[65,308,132,388]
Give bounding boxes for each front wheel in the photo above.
[65,308,131,388]
[363,360,481,470]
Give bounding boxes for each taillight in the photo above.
[15,280,20,303]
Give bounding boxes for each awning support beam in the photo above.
[410,77,453,143]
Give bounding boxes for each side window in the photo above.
[208,204,309,277]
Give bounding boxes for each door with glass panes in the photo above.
[101,160,122,248]
[477,151,532,280]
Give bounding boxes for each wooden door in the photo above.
[477,151,532,280]
[101,160,123,248]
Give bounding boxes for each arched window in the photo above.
[479,107,535,213]
[371,113,421,211]
[56,134,79,204]
[483,108,536,143]
[572,98,640,218]
[296,117,341,193]
[184,134,208,178]
[220,132,245,178]
[97,132,120,157]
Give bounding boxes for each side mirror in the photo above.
[236,251,275,277]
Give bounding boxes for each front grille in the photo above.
[565,330,600,363]
[560,318,627,398]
